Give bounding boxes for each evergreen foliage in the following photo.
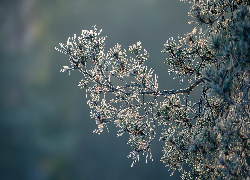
[56,0,250,179]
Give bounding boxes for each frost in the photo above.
[56,2,250,179]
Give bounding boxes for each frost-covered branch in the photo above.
[56,1,250,179]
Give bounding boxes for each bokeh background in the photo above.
[0,0,198,179]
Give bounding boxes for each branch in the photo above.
[160,77,210,95]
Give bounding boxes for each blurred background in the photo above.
[0,0,197,179]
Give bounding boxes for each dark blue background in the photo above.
[0,0,197,179]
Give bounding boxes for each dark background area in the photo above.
[0,0,197,179]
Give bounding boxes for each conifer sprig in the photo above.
[56,1,250,179]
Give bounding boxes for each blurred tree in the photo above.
[56,0,250,179]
